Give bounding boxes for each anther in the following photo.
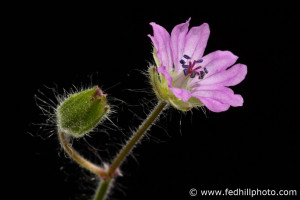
[199,71,205,79]
[181,54,206,79]
[183,69,188,76]
[183,55,191,59]
[190,72,196,78]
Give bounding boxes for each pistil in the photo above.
[180,54,208,79]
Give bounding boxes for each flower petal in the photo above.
[202,50,238,78]
[183,23,210,60]
[197,97,230,112]
[158,66,191,102]
[189,51,238,86]
[157,66,173,85]
[170,18,190,71]
[192,89,243,107]
[191,85,244,112]
[169,87,192,102]
[148,23,173,70]
[200,64,247,86]
[191,84,234,94]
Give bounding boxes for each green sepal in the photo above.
[56,86,109,137]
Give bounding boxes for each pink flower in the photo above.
[148,18,247,112]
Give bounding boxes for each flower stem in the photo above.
[93,179,112,200]
[58,131,107,178]
[107,101,168,177]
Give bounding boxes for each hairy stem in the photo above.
[93,179,112,200]
[108,101,168,176]
[58,131,107,178]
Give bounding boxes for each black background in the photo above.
[6,2,299,200]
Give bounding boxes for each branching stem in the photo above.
[108,101,167,176]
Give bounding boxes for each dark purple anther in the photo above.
[199,71,205,79]
[183,69,188,76]
[180,59,185,64]
[183,55,191,59]
[190,72,196,78]
[182,65,189,68]
[204,67,208,74]
[196,59,203,63]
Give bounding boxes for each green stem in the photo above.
[93,179,112,200]
[58,132,107,178]
[108,101,168,177]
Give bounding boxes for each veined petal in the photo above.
[170,18,190,71]
[197,97,230,112]
[191,84,234,94]
[183,23,210,60]
[158,66,191,102]
[148,23,173,70]
[189,51,238,87]
[202,50,238,78]
[192,90,243,107]
[169,87,191,102]
[200,64,247,86]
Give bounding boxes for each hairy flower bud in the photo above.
[56,86,109,137]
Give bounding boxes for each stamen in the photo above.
[199,71,205,79]
[183,55,191,59]
[193,66,202,71]
[190,72,196,78]
[190,60,196,69]
[180,54,206,79]
[183,69,188,76]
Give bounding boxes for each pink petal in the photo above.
[170,18,190,71]
[169,87,191,102]
[148,23,173,70]
[192,90,243,107]
[157,65,173,84]
[191,84,234,94]
[191,85,244,112]
[158,66,191,102]
[197,97,230,112]
[183,23,210,60]
[189,51,238,86]
[202,50,238,78]
[200,64,247,86]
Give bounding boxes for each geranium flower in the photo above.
[148,18,247,112]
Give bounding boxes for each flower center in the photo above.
[180,54,208,79]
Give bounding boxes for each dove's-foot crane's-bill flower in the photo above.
[148,19,247,112]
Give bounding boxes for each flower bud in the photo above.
[56,86,109,137]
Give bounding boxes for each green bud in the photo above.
[56,86,109,137]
